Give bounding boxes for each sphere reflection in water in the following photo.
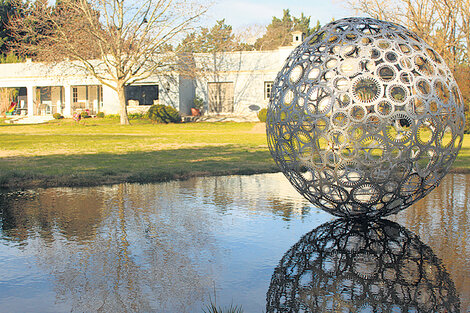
[266,219,460,312]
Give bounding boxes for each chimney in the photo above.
[292,31,305,46]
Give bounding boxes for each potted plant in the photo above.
[191,96,204,116]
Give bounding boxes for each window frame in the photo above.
[264,81,274,100]
[72,87,78,103]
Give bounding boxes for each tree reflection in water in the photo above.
[391,173,470,310]
[266,219,460,313]
[0,184,218,312]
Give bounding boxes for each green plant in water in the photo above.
[202,302,243,313]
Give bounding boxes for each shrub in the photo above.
[193,96,204,110]
[105,114,120,119]
[147,104,181,123]
[53,113,63,119]
[96,112,105,118]
[257,108,267,122]
[129,112,146,120]
[80,111,90,118]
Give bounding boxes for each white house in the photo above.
[0,34,302,118]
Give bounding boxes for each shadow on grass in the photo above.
[3,143,468,190]
[0,145,278,190]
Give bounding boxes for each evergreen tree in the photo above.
[254,9,321,50]
[0,51,21,63]
[0,0,22,55]
[179,19,248,53]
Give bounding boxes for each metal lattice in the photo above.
[266,17,465,218]
[266,219,460,312]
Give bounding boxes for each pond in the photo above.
[0,173,469,312]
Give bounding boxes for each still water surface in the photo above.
[0,173,468,312]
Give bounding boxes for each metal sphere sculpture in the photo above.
[266,17,465,218]
[266,219,460,312]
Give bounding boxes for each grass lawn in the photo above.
[0,118,277,189]
[0,117,469,190]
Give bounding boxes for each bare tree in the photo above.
[10,0,207,124]
[233,24,266,48]
[458,0,470,64]
[349,0,470,132]
[348,0,466,69]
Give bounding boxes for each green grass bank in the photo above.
[1,118,469,190]
[0,119,278,190]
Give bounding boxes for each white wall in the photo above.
[51,86,63,114]
[102,85,119,115]
[0,47,295,117]
[193,48,292,115]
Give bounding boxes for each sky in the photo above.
[204,0,355,32]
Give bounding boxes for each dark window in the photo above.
[98,85,103,107]
[264,81,273,100]
[19,87,27,97]
[39,87,51,102]
[72,87,78,103]
[125,85,159,105]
